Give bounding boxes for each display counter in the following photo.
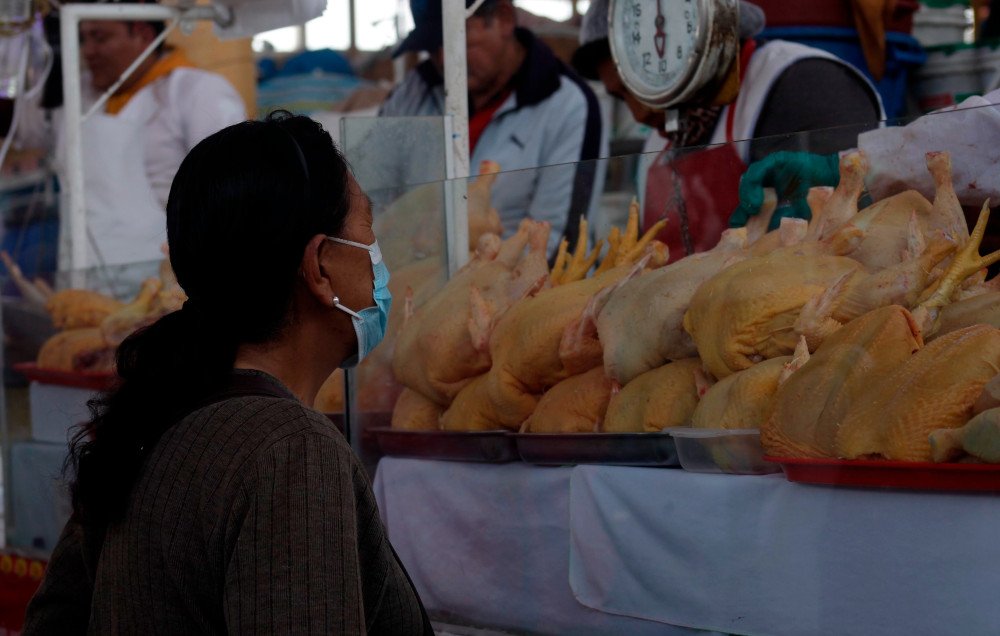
[375,458,1000,635]
[363,101,1000,633]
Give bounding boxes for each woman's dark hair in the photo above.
[66,112,351,529]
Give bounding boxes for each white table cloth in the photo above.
[373,459,711,635]
[374,458,1000,635]
[569,466,1000,636]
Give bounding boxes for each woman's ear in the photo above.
[300,234,334,306]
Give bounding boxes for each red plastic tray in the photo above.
[12,362,116,392]
[767,456,1000,492]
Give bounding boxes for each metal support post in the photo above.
[442,0,470,276]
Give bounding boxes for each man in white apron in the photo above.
[59,1,245,271]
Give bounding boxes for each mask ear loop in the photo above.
[332,295,361,319]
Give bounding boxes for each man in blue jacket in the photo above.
[381,0,607,256]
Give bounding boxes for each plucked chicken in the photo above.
[761,305,923,458]
[392,220,550,406]
[691,338,808,431]
[835,324,1000,461]
[37,328,115,373]
[930,407,1000,463]
[603,358,703,433]
[434,210,668,431]
[391,388,445,431]
[374,160,503,268]
[685,151,962,379]
[44,289,125,330]
[439,374,503,431]
[473,249,666,430]
[521,367,612,433]
[931,291,1000,338]
[353,255,447,413]
[598,228,747,386]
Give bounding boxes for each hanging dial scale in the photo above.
[607,0,739,110]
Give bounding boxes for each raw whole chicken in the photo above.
[683,250,860,379]
[598,228,747,386]
[439,374,502,431]
[690,339,808,431]
[761,305,923,458]
[356,256,447,413]
[603,358,703,433]
[521,367,612,433]
[313,369,345,413]
[439,244,668,431]
[685,215,952,379]
[374,161,503,268]
[100,278,163,346]
[836,324,1000,461]
[931,291,1000,338]
[37,328,115,372]
[44,289,124,330]
[828,152,966,270]
[930,407,1000,463]
[391,388,445,431]
[392,220,550,406]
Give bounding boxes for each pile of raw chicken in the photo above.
[10,258,186,374]
[386,152,1000,465]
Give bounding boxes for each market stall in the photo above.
[4,0,1000,634]
[375,460,1000,635]
[357,91,1000,633]
[7,80,1000,636]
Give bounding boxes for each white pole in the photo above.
[348,0,357,51]
[58,3,221,275]
[59,5,86,275]
[442,3,470,180]
[441,1,470,275]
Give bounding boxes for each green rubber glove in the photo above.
[730,151,841,231]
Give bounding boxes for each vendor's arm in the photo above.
[858,90,1000,205]
[733,59,881,227]
[527,83,605,255]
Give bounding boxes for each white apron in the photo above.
[80,111,166,269]
[57,81,168,278]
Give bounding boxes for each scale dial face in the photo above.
[608,0,737,109]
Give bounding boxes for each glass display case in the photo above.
[351,104,1000,634]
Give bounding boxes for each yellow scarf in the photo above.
[105,50,194,115]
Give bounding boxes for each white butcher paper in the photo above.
[858,89,1000,207]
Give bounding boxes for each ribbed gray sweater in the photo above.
[24,370,428,635]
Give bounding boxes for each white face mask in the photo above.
[327,237,392,368]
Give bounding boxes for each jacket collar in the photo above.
[508,27,564,110]
[416,27,567,114]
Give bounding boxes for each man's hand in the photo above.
[730,151,841,230]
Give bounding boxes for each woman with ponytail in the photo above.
[24,112,431,634]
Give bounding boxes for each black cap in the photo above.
[394,0,484,58]
[571,39,611,81]
[570,0,610,81]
